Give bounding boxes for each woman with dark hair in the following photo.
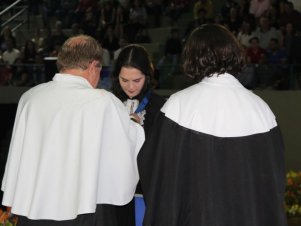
[138,24,287,226]
[111,44,165,133]
[22,40,37,64]
[111,44,166,226]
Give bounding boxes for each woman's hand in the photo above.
[130,113,141,124]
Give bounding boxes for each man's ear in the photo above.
[90,60,97,67]
[87,60,96,73]
[87,61,92,71]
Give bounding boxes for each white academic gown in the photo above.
[1,73,145,220]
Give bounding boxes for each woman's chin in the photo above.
[128,93,138,99]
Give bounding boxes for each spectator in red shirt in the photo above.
[246,36,266,64]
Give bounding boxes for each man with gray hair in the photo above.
[1,35,145,226]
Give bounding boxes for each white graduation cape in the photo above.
[1,73,145,220]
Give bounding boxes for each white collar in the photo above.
[52,73,93,88]
[200,73,244,88]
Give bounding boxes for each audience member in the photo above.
[249,0,270,18]
[40,0,62,28]
[193,0,213,20]
[245,36,267,88]
[126,0,148,42]
[99,1,117,35]
[238,0,251,18]
[39,27,53,55]
[113,37,128,60]
[0,57,13,86]
[246,36,266,64]
[165,0,189,25]
[265,37,289,89]
[220,0,239,19]
[278,1,301,31]
[264,3,280,29]
[72,0,96,25]
[145,0,163,27]
[49,20,68,53]
[101,24,120,60]
[237,19,255,48]
[114,3,129,38]
[184,7,209,39]
[59,0,78,27]
[2,38,20,65]
[81,7,98,37]
[224,6,241,35]
[253,16,281,49]
[11,57,31,87]
[157,28,182,77]
[102,47,111,67]
[21,40,37,64]
[0,26,16,52]
[290,30,301,64]
[266,38,287,65]
[31,28,45,52]
[281,22,296,63]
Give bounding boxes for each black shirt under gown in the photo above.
[119,92,166,225]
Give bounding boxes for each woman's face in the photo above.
[119,66,146,98]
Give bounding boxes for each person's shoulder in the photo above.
[93,89,125,107]
[150,92,166,104]
[244,89,275,117]
[77,88,125,112]
[17,82,50,105]
[161,83,199,111]
[21,82,48,97]
[147,91,166,110]
[169,83,199,100]
[86,88,116,102]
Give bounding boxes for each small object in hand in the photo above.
[130,113,141,124]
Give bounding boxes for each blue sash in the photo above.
[134,91,151,113]
[135,195,145,226]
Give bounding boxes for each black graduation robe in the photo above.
[138,73,287,226]
[118,91,166,226]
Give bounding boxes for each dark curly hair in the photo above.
[111,44,154,101]
[182,24,246,81]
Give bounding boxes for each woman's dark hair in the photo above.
[111,44,154,101]
[182,24,246,81]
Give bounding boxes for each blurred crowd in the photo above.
[186,0,301,90]
[0,0,301,89]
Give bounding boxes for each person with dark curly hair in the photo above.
[138,24,287,226]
